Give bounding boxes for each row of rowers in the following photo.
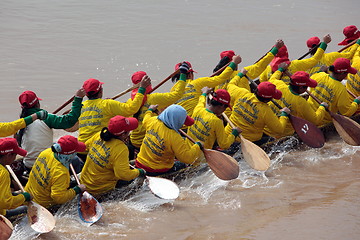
[1,27,360,215]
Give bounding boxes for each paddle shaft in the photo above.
[6,165,25,192]
[338,38,359,53]
[69,164,81,185]
[179,129,197,144]
[298,44,321,60]
[347,89,357,98]
[111,83,140,100]
[53,96,75,114]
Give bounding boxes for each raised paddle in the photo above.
[179,129,240,180]
[221,113,270,171]
[5,165,56,233]
[306,90,360,146]
[130,165,180,200]
[69,164,103,224]
[245,75,325,148]
[0,214,13,240]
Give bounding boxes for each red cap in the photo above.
[290,71,317,88]
[257,82,282,100]
[131,71,147,84]
[19,91,42,108]
[306,36,320,48]
[57,135,86,155]
[108,115,139,136]
[83,78,104,94]
[338,25,360,45]
[174,61,197,73]
[0,138,27,156]
[212,89,231,108]
[220,50,235,60]
[270,58,291,73]
[184,115,195,126]
[332,58,357,74]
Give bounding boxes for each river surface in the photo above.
[1,0,360,239]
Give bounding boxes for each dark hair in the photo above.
[16,108,32,146]
[87,89,102,99]
[328,65,335,72]
[100,127,119,141]
[207,93,225,107]
[213,56,231,73]
[309,45,318,56]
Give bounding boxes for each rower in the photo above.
[307,58,360,125]
[346,45,360,98]
[259,34,331,84]
[135,104,203,176]
[338,25,360,48]
[128,69,186,159]
[80,115,145,196]
[0,138,31,218]
[24,135,86,209]
[225,69,290,146]
[16,89,86,175]
[263,63,328,138]
[187,87,241,150]
[77,76,151,161]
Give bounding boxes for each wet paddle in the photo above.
[0,214,13,240]
[5,165,56,233]
[306,90,360,146]
[179,129,240,180]
[221,113,270,171]
[130,165,180,200]
[245,75,325,148]
[69,164,103,224]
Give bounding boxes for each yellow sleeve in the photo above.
[171,133,201,165]
[192,64,236,90]
[112,145,140,181]
[337,88,359,116]
[214,118,236,149]
[192,94,207,117]
[298,98,326,125]
[0,168,26,214]
[148,80,186,108]
[269,70,283,82]
[323,48,358,66]
[259,65,272,82]
[228,74,251,101]
[245,51,275,79]
[289,46,325,72]
[143,110,157,127]
[107,91,144,117]
[264,108,289,135]
[0,118,26,137]
[50,170,76,205]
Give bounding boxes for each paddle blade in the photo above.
[289,115,325,148]
[241,136,270,171]
[146,176,180,200]
[331,113,360,146]
[27,201,56,233]
[203,149,240,180]
[78,191,103,224]
[0,214,13,240]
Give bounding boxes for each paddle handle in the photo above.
[53,96,75,114]
[210,62,230,77]
[111,83,140,100]
[221,113,236,129]
[338,38,359,53]
[69,163,81,185]
[347,89,357,98]
[298,44,321,60]
[5,165,25,192]
[179,129,197,144]
[148,69,180,94]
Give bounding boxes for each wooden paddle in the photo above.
[5,165,56,233]
[0,214,13,240]
[306,90,360,146]
[179,129,240,180]
[338,38,359,53]
[69,164,103,224]
[130,165,180,200]
[347,89,357,98]
[245,75,325,148]
[221,113,271,171]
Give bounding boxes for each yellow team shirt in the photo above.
[346,45,360,98]
[25,148,76,208]
[226,74,289,142]
[188,94,236,149]
[308,72,360,125]
[0,118,26,137]
[0,164,26,215]
[78,91,145,143]
[260,42,327,83]
[172,62,237,116]
[80,132,140,196]
[136,111,201,171]
[263,70,326,138]
[130,79,186,147]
